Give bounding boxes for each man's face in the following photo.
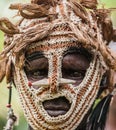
[25,48,90,117]
[14,40,102,130]
[0,0,114,129]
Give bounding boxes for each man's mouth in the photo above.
[42,96,71,117]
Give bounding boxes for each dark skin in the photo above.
[25,48,91,130]
[26,49,116,130]
[105,95,116,130]
[25,49,90,83]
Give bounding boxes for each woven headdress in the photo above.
[0,0,116,130]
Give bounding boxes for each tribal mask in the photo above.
[0,0,116,130]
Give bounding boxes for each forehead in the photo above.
[26,46,92,60]
[26,40,93,58]
[18,17,97,56]
[23,22,93,56]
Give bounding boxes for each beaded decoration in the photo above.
[4,83,17,130]
[0,0,116,130]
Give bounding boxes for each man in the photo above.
[0,0,116,130]
[105,94,116,130]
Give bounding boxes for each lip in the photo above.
[42,97,71,117]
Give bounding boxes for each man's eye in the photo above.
[32,70,44,76]
[31,70,48,77]
[26,69,48,81]
[70,71,83,77]
[62,69,85,80]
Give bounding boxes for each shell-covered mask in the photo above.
[0,0,116,130]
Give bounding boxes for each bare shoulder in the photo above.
[105,95,116,130]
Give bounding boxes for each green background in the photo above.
[0,0,116,130]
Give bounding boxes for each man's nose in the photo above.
[32,78,75,92]
[49,76,76,93]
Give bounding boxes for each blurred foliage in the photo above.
[0,0,116,130]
